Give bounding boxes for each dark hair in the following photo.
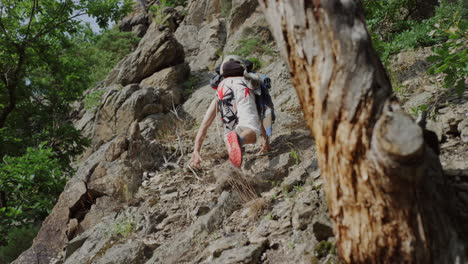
[221,61,244,77]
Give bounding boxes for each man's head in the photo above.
[221,60,244,77]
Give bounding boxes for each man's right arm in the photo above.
[190,98,218,167]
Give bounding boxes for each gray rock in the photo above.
[147,192,241,263]
[78,196,120,232]
[109,30,184,86]
[403,91,433,111]
[265,153,294,180]
[119,12,149,33]
[282,166,308,192]
[206,233,248,258]
[182,85,215,122]
[63,217,115,264]
[94,240,145,264]
[140,63,189,91]
[138,113,174,141]
[213,243,266,264]
[183,0,220,26]
[193,205,211,217]
[87,160,142,202]
[436,110,463,137]
[133,23,149,37]
[229,0,259,32]
[458,119,468,143]
[175,19,226,71]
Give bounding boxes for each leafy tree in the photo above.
[363,0,465,64]
[427,2,467,95]
[0,0,134,248]
[0,0,133,129]
[0,145,65,240]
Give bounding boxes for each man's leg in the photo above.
[239,128,256,144]
[224,128,256,168]
[258,123,272,154]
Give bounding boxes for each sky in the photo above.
[77,14,112,33]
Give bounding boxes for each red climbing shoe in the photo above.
[227,131,242,168]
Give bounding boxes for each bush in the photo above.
[0,225,40,263]
[247,57,263,71]
[364,0,466,64]
[221,0,232,17]
[427,2,467,95]
[0,144,66,241]
[182,74,201,97]
[233,37,275,57]
[85,28,140,88]
[149,0,188,25]
[84,90,105,110]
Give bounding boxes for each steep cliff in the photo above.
[13,1,468,264]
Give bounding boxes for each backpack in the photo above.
[255,74,275,136]
[210,61,276,135]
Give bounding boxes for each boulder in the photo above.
[182,85,216,122]
[140,63,189,91]
[458,119,468,143]
[184,0,221,26]
[94,86,163,143]
[108,29,185,86]
[212,243,266,264]
[175,19,226,71]
[229,0,259,33]
[94,240,146,264]
[206,233,249,258]
[403,91,433,111]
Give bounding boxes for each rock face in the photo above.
[108,28,185,86]
[15,1,468,264]
[13,6,187,264]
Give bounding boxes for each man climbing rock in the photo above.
[189,56,264,168]
[211,56,275,153]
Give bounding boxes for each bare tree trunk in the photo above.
[258,0,464,263]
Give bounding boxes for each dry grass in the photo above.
[215,166,259,203]
[226,169,259,203]
[246,197,270,220]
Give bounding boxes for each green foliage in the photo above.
[110,216,136,238]
[182,74,201,97]
[149,1,170,26]
[166,0,189,6]
[221,0,233,17]
[149,0,188,25]
[233,37,275,57]
[410,104,429,117]
[247,57,264,71]
[264,213,273,220]
[0,224,40,263]
[293,185,305,193]
[364,0,466,64]
[314,241,336,258]
[84,90,105,110]
[0,0,131,250]
[289,148,300,165]
[427,8,467,95]
[0,145,66,239]
[84,28,140,88]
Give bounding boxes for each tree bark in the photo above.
[258,0,464,263]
